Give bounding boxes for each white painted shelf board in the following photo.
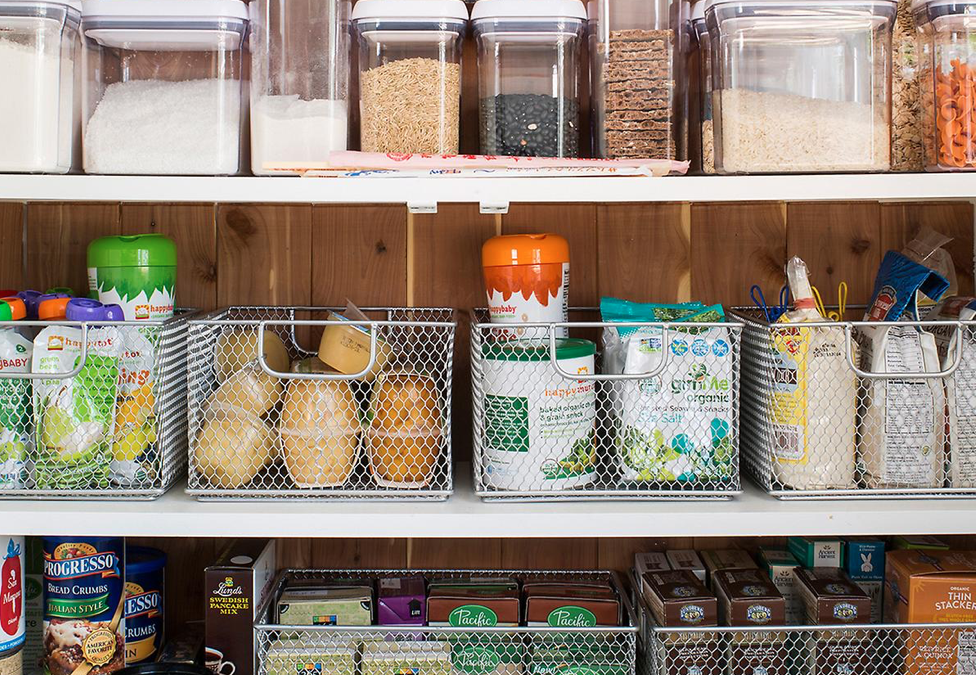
[1,173,975,207]
[4,470,976,538]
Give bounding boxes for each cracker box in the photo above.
[844,539,885,623]
[759,547,803,625]
[788,537,844,568]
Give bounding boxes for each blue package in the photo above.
[865,251,949,321]
[843,539,885,581]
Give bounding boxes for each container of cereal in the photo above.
[915,0,976,171]
[123,546,165,666]
[473,0,586,157]
[80,0,249,175]
[479,338,597,492]
[588,0,685,160]
[706,0,897,173]
[352,0,468,155]
[0,0,81,174]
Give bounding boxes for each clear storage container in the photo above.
[588,0,683,160]
[706,0,897,173]
[250,0,350,176]
[692,0,715,173]
[0,0,81,174]
[81,0,249,176]
[916,0,976,171]
[474,0,586,157]
[352,0,467,155]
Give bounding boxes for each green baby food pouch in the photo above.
[0,330,33,490]
[32,325,122,490]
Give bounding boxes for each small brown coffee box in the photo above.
[642,570,717,628]
[795,568,871,625]
[523,582,620,626]
[205,539,277,675]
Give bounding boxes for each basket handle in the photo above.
[0,323,90,380]
[547,325,672,381]
[844,323,965,380]
[256,320,379,381]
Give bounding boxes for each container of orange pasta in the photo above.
[482,234,569,338]
[916,0,976,171]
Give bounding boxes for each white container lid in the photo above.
[692,0,706,21]
[912,0,974,14]
[82,0,248,50]
[471,0,587,21]
[83,0,248,21]
[352,0,469,22]
[705,0,895,11]
[1,0,82,12]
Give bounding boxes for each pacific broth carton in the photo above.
[885,549,976,675]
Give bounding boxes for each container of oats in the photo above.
[352,0,468,155]
[706,0,897,173]
[588,0,687,160]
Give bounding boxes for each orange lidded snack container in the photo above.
[885,549,976,675]
[482,233,569,338]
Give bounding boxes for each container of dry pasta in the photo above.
[185,306,456,500]
[352,0,468,155]
[733,306,976,499]
[705,0,897,173]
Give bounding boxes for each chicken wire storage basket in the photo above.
[352,0,468,155]
[0,311,193,500]
[587,0,685,161]
[0,0,82,174]
[249,0,351,176]
[80,0,249,176]
[473,0,586,158]
[705,0,897,174]
[471,309,743,500]
[915,0,976,171]
[256,569,640,675]
[733,307,976,499]
[186,307,456,500]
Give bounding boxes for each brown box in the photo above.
[700,550,758,588]
[642,570,717,628]
[795,568,871,625]
[205,539,277,675]
[523,582,620,626]
[427,582,519,626]
[713,569,786,627]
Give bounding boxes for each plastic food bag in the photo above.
[32,325,122,490]
[0,330,32,489]
[771,257,857,490]
[602,298,736,483]
[112,328,158,487]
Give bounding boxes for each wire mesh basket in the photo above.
[0,311,193,500]
[186,306,456,500]
[256,569,639,675]
[471,309,743,500]
[733,307,976,499]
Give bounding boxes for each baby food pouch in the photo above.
[859,324,945,488]
[771,257,857,490]
[925,296,976,488]
[112,328,158,487]
[602,299,736,483]
[0,330,33,490]
[32,325,122,490]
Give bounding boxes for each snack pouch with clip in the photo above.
[770,257,858,490]
[860,245,949,489]
[31,325,122,490]
[925,296,976,487]
[601,298,735,483]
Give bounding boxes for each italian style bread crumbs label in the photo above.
[42,538,124,675]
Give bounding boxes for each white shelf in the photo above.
[5,471,976,538]
[1,174,975,210]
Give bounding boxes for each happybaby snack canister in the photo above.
[87,235,176,321]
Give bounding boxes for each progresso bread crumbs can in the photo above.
[123,547,165,666]
[42,537,124,675]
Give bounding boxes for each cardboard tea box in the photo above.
[276,585,373,626]
[893,535,950,551]
[635,552,670,576]
[759,547,802,625]
[378,575,426,627]
[700,550,757,588]
[666,550,706,582]
[795,568,870,625]
[265,643,356,675]
[843,539,885,623]
[714,569,788,675]
[642,570,717,628]
[788,537,844,568]
[361,641,451,675]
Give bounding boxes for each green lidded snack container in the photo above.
[87,234,176,321]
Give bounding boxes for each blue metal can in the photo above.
[123,547,165,666]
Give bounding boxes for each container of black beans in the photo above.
[472,0,586,158]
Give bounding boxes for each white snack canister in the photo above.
[482,338,596,491]
[0,537,25,657]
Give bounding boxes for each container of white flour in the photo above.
[0,1,82,174]
[80,0,249,175]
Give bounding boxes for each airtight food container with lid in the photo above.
[0,0,82,174]
[472,0,587,157]
[915,0,976,171]
[352,0,468,154]
[691,0,715,173]
[80,0,249,175]
[705,0,897,173]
